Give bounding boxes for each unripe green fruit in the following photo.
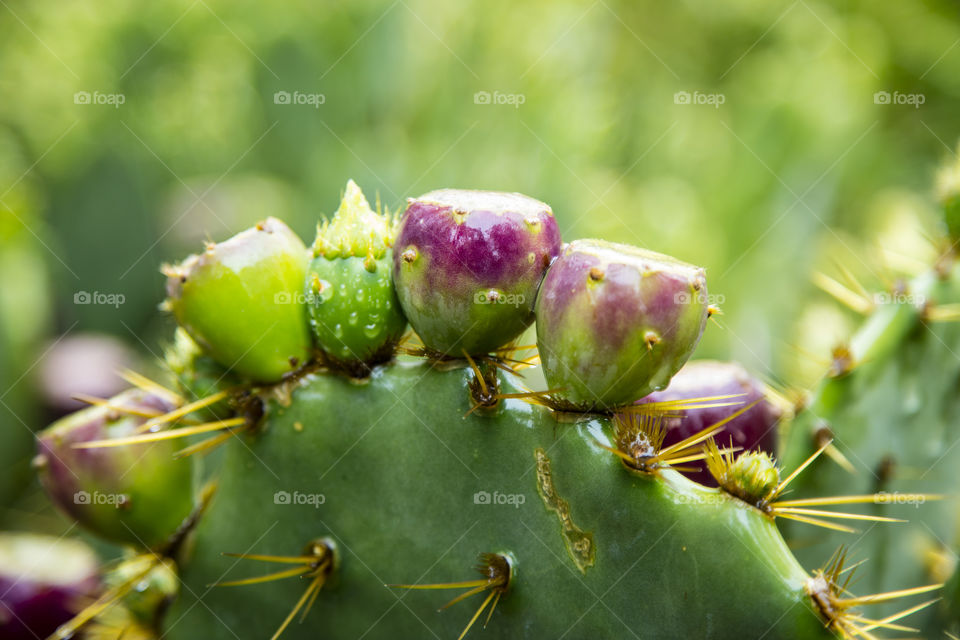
[306,180,406,373]
[164,218,312,384]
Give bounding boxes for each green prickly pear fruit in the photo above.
[305,180,407,374]
[393,189,561,356]
[34,389,196,550]
[535,239,708,410]
[164,217,312,384]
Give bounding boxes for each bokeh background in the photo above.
[2,0,959,526]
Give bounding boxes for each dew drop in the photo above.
[348,311,359,326]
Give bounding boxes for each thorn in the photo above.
[813,272,874,315]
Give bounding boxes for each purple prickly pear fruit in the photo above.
[34,389,196,550]
[393,189,561,355]
[535,239,708,410]
[0,533,100,640]
[164,217,312,384]
[636,360,781,486]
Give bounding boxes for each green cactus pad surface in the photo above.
[166,363,835,640]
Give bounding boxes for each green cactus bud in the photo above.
[34,389,196,550]
[535,239,709,410]
[305,180,406,374]
[710,448,781,507]
[164,218,312,384]
[107,554,179,628]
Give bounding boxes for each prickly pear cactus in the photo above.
[37,181,948,640]
[782,243,960,635]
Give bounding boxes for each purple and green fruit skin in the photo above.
[165,217,311,383]
[307,180,407,369]
[34,389,196,550]
[636,360,781,486]
[536,239,709,410]
[393,189,561,355]
[0,533,99,640]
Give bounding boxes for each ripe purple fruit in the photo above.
[636,360,781,486]
[535,239,708,410]
[393,189,561,355]
[0,533,99,640]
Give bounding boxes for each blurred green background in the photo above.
[1,0,959,517]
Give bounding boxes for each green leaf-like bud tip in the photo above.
[313,179,394,261]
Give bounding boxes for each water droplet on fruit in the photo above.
[364,323,380,338]
[348,311,359,326]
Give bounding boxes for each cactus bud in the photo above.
[393,189,561,355]
[107,554,179,627]
[0,533,100,640]
[635,360,781,486]
[34,389,196,549]
[305,180,407,373]
[535,239,708,410]
[164,217,311,384]
[717,450,780,505]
